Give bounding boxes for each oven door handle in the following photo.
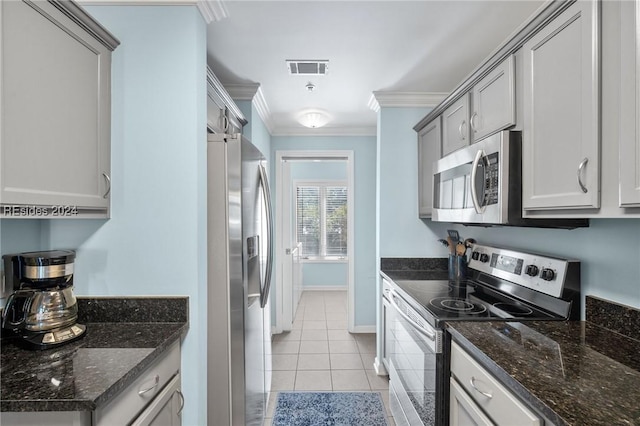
[470,149,486,214]
[389,291,436,342]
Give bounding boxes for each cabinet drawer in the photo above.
[131,372,182,426]
[450,342,541,426]
[94,341,181,426]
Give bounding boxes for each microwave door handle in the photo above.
[470,150,486,214]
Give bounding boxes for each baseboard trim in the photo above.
[374,357,388,376]
[351,325,376,333]
[302,286,347,291]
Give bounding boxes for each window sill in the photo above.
[301,257,348,264]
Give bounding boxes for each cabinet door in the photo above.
[207,88,226,134]
[620,0,640,206]
[522,1,600,210]
[450,378,495,426]
[0,0,112,214]
[442,94,470,156]
[471,55,516,142]
[418,117,442,217]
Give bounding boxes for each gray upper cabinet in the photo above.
[0,0,118,218]
[207,67,227,134]
[206,66,247,134]
[442,93,470,156]
[521,1,600,211]
[619,0,640,207]
[470,55,516,142]
[418,117,442,218]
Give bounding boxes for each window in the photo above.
[296,182,347,260]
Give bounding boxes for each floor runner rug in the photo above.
[272,391,388,426]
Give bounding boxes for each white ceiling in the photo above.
[206,1,544,135]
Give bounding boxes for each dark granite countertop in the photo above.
[1,297,188,412]
[380,256,449,282]
[447,320,640,425]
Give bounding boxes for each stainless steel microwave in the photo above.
[432,130,588,228]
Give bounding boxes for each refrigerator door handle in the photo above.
[258,162,274,308]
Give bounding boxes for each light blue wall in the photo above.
[236,100,271,160]
[272,136,377,327]
[291,161,348,181]
[41,7,207,425]
[0,220,46,304]
[290,161,348,288]
[377,108,640,317]
[302,263,348,287]
[377,106,450,259]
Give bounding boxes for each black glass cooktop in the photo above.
[393,279,561,323]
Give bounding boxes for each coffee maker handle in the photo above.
[2,290,34,330]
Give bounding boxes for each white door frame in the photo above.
[274,150,355,333]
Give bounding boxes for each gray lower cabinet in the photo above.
[470,55,516,142]
[450,341,542,426]
[442,94,470,156]
[418,117,442,218]
[449,378,494,426]
[0,0,118,218]
[131,373,183,426]
[619,0,640,207]
[521,0,600,211]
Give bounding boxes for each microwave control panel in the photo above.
[482,152,500,205]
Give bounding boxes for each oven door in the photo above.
[433,130,515,225]
[388,290,442,426]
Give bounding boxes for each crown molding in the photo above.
[225,84,274,134]
[369,91,449,111]
[76,0,228,23]
[272,126,376,137]
[252,88,274,135]
[367,95,381,113]
[197,0,227,23]
[225,83,260,100]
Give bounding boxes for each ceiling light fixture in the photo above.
[298,111,330,129]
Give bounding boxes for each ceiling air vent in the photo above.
[286,60,329,75]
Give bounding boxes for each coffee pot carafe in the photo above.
[2,250,86,349]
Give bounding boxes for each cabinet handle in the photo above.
[102,173,111,198]
[176,389,185,415]
[470,376,493,399]
[138,375,160,395]
[577,158,588,193]
[458,121,466,140]
[222,114,230,132]
[470,112,478,133]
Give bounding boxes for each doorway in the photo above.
[274,150,355,334]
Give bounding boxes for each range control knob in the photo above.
[479,253,490,263]
[540,268,555,281]
[471,251,480,261]
[525,265,539,277]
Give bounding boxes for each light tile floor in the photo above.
[266,290,394,425]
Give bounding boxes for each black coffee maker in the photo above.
[1,250,86,349]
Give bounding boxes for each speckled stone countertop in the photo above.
[1,297,188,412]
[380,257,449,281]
[447,303,640,425]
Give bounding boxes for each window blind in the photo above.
[296,183,347,259]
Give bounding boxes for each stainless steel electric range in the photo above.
[380,244,580,426]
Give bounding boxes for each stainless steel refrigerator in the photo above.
[207,132,273,426]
